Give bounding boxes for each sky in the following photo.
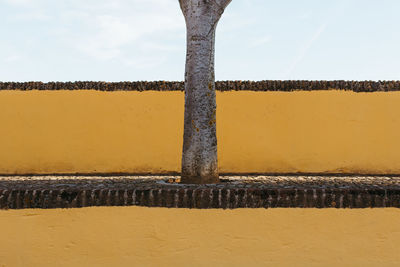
[1,0,400,82]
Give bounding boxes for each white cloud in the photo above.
[9,10,50,21]
[122,55,167,69]
[3,0,36,7]
[55,0,184,61]
[3,0,185,62]
[4,54,22,62]
[249,36,271,48]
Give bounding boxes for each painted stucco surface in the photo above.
[0,207,399,266]
[1,90,400,174]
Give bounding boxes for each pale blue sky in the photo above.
[1,0,399,82]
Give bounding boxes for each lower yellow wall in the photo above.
[1,90,400,174]
[0,207,399,266]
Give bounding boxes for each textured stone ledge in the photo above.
[1,80,400,92]
[1,176,400,209]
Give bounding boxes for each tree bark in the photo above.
[179,0,231,184]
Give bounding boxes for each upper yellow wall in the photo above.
[1,90,400,174]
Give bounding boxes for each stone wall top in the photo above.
[1,81,400,92]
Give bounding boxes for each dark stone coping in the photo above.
[1,81,400,92]
[1,175,400,209]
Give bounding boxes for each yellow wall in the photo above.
[1,90,400,174]
[0,207,399,266]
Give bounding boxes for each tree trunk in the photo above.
[179,0,231,184]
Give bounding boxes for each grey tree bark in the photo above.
[179,0,232,184]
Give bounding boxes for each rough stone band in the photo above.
[1,176,399,209]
